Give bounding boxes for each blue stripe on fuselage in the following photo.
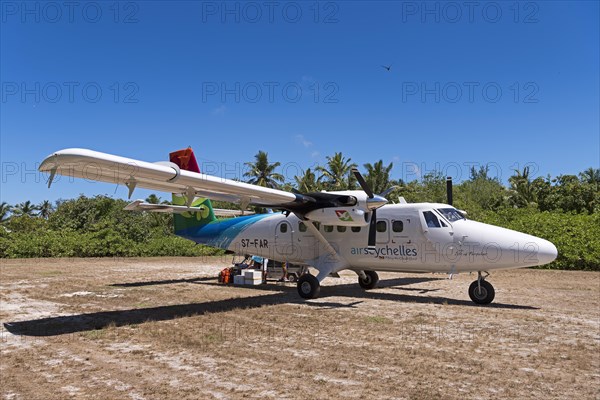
[174,213,274,249]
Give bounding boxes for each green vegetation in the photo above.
[477,208,599,271]
[1,152,598,271]
[0,196,219,258]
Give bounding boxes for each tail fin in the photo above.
[169,148,217,232]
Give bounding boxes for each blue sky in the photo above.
[1,1,599,205]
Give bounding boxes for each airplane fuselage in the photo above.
[176,202,558,275]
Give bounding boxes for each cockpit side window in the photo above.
[423,211,441,228]
[436,208,465,222]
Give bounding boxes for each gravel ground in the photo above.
[1,257,599,399]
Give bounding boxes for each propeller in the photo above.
[353,168,374,198]
[352,168,388,248]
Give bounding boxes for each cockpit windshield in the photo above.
[437,208,465,222]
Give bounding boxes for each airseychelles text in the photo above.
[352,245,418,258]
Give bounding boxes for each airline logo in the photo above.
[335,210,354,222]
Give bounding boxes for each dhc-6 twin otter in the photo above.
[39,148,558,305]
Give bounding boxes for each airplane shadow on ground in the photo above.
[3,277,539,337]
[110,277,216,287]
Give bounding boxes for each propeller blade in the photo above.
[379,185,399,198]
[351,168,385,247]
[352,168,374,198]
[368,209,377,248]
[446,177,453,206]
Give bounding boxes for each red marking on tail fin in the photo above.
[169,148,201,173]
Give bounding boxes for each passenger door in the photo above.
[274,221,294,258]
[296,221,317,261]
[376,219,390,244]
[390,215,418,245]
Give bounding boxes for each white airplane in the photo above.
[39,147,558,304]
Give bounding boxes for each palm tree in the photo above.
[12,201,39,217]
[294,168,319,193]
[244,151,285,188]
[363,160,394,194]
[579,167,600,185]
[37,200,54,219]
[146,194,161,204]
[0,202,11,223]
[509,167,536,206]
[316,152,357,190]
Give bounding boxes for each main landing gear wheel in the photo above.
[358,270,379,290]
[297,274,320,299]
[468,279,495,305]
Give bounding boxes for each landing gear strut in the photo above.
[357,270,379,290]
[468,271,495,305]
[297,274,320,299]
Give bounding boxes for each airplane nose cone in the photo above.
[366,194,388,210]
[537,239,558,265]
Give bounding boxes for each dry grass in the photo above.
[1,257,599,399]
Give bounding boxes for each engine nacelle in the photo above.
[305,207,368,226]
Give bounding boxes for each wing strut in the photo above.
[125,179,137,199]
[302,218,348,281]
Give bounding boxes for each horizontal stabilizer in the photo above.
[124,200,253,217]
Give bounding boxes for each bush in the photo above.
[477,208,599,271]
[0,196,222,259]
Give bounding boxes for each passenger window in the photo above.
[313,222,321,230]
[299,222,307,232]
[392,220,404,232]
[351,226,361,233]
[337,226,346,233]
[324,225,333,232]
[280,223,288,233]
[423,211,441,228]
[376,221,387,232]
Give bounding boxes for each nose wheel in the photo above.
[468,272,495,304]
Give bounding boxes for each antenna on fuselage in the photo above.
[446,177,453,206]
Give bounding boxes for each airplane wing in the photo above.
[40,148,389,252]
[39,148,298,207]
[124,200,255,217]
